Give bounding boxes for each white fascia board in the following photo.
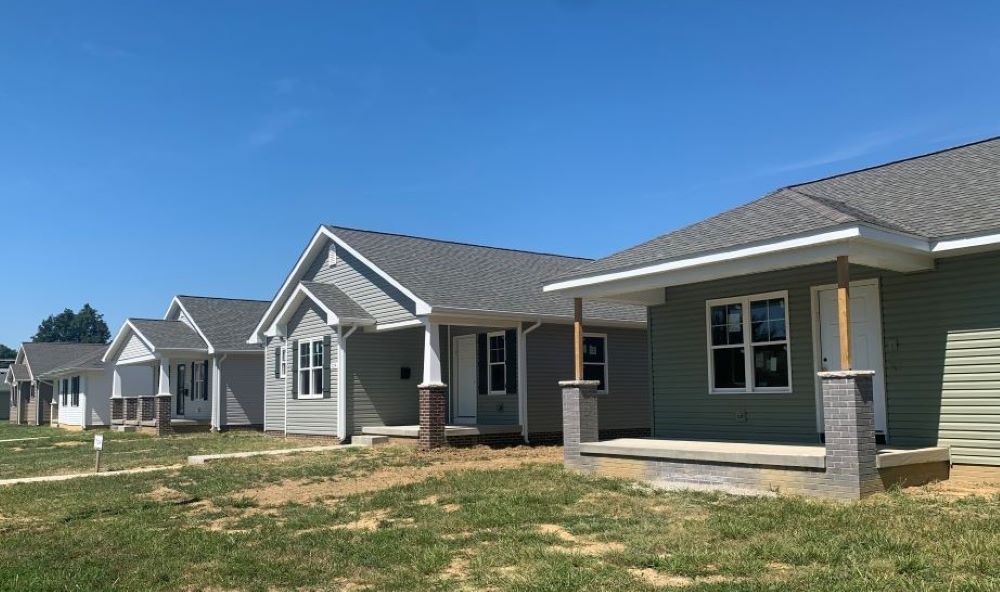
[265,284,375,337]
[167,297,215,354]
[103,320,155,363]
[932,231,1000,254]
[369,318,424,332]
[544,224,935,300]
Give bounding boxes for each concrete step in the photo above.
[352,435,390,448]
[111,425,137,433]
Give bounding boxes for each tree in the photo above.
[0,344,16,359]
[33,303,111,344]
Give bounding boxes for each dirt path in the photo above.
[240,445,562,506]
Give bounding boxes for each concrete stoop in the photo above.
[352,435,390,447]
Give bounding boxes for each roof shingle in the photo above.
[175,296,269,351]
[130,319,207,351]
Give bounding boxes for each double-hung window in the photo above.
[298,339,324,397]
[582,334,609,393]
[487,332,506,394]
[71,376,80,407]
[707,291,791,393]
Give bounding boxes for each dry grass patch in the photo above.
[629,568,740,588]
[538,523,625,555]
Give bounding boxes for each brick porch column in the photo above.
[561,380,600,470]
[418,383,447,450]
[820,370,882,500]
[111,398,124,424]
[50,401,59,427]
[154,394,173,437]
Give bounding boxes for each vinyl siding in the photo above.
[221,354,265,427]
[647,252,1000,463]
[649,262,881,444]
[526,324,650,435]
[264,336,286,432]
[346,327,423,433]
[303,239,416,324]
[283,302,338,436]
[881,251,1000,464]
[120,333,153,362]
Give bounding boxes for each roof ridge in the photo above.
[327,225,594,262]
[788,134,1000,188]
[782,188,859,225]
[130,317,188,322]
[788,187,924,235]
[177,295,270,303]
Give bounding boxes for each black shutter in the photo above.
[203,361,210,401]
[322,335,332,397]
[290,340,299,398]
[476,333,487,395]
[274,346,281,379]
[505,329,518,395]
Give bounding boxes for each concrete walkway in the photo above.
[0,436,52,443]
[0,464,182,487]
[187,444,354,465]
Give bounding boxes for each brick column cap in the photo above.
[155,393,172,399]
[818,370,875,378]
[418,382,448,389]
[558,380,601,388]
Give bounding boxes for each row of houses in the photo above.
[6,136,1000,499]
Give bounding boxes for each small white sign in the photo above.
[94,434,104,451]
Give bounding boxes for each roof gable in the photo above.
[20,342,109,377]
[172,296,269,352]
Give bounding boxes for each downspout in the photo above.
[211,354,228,432]
[283,337,288,438]
[336,325,359,441]
[519,321,542,443]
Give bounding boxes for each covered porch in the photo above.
[552,243,954,500]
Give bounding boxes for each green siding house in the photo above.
[545,137,1000,498]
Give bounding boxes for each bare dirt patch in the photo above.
[538,523,626,555]
[906,466,1000,499]
[629,568,739,588]
[238,446,561,507]
[333,509,392,531]
[52,441,85,448]
[417,495,461,512]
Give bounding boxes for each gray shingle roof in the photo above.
[21,342,109,377]
[130,319,208,351]
[8,363,29,381]
[555,136,1000,282]
[38,346,109,377]
[326,226,645,323]
[176,296,269,351]
[301,282,375,323]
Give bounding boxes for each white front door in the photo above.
[453,335,478,425]
[815,281,887,433]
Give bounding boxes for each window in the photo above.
[583,334,609,393]
[487,332,506,394]
[298,339,324,397]
[192,362,208,401]
[71,376,80,407]
[279,346,287,378]
[707,291,791,393]
[60,379,69,406]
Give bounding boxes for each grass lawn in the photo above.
[0,423,319,480]
[2,445,999,591]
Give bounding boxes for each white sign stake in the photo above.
[94,434,104,473]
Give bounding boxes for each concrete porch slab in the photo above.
[876,446,951,469]
[579,438,827,469]
[361,424,522,438]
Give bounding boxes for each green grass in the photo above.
[0,424,318,479]
[2,444,1000,591]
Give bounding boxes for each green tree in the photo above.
[0,343,16,359]
[33,304,111,344]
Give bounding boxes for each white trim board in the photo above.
[165,297,215,354]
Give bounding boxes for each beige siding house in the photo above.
[251,226,650,445]
[545,136,1000,499]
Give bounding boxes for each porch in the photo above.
[361,423,523,447]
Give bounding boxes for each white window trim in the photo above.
[297,338,325,399]
[487,331,507,395]
[583,332,610,395]
[705,290,793,394]
[279,346,287,379]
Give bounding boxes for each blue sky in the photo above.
[2,1,999,347]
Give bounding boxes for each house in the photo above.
[544,136,1000,500]
[5,342,109,425]
[0,360,12,421]
[249,226,649,446]
[102,295,269,435]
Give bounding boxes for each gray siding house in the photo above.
[0,361,11,421]
[250,226,649,445]
[545,136,1000,499]
[102,295,268,434]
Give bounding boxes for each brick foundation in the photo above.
[819,370,883,499]
[124,398,138,423]
[111,398,124,424]
[418,383,448,450]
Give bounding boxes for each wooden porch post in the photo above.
[573,298,584,381]
[836,255,852,370]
